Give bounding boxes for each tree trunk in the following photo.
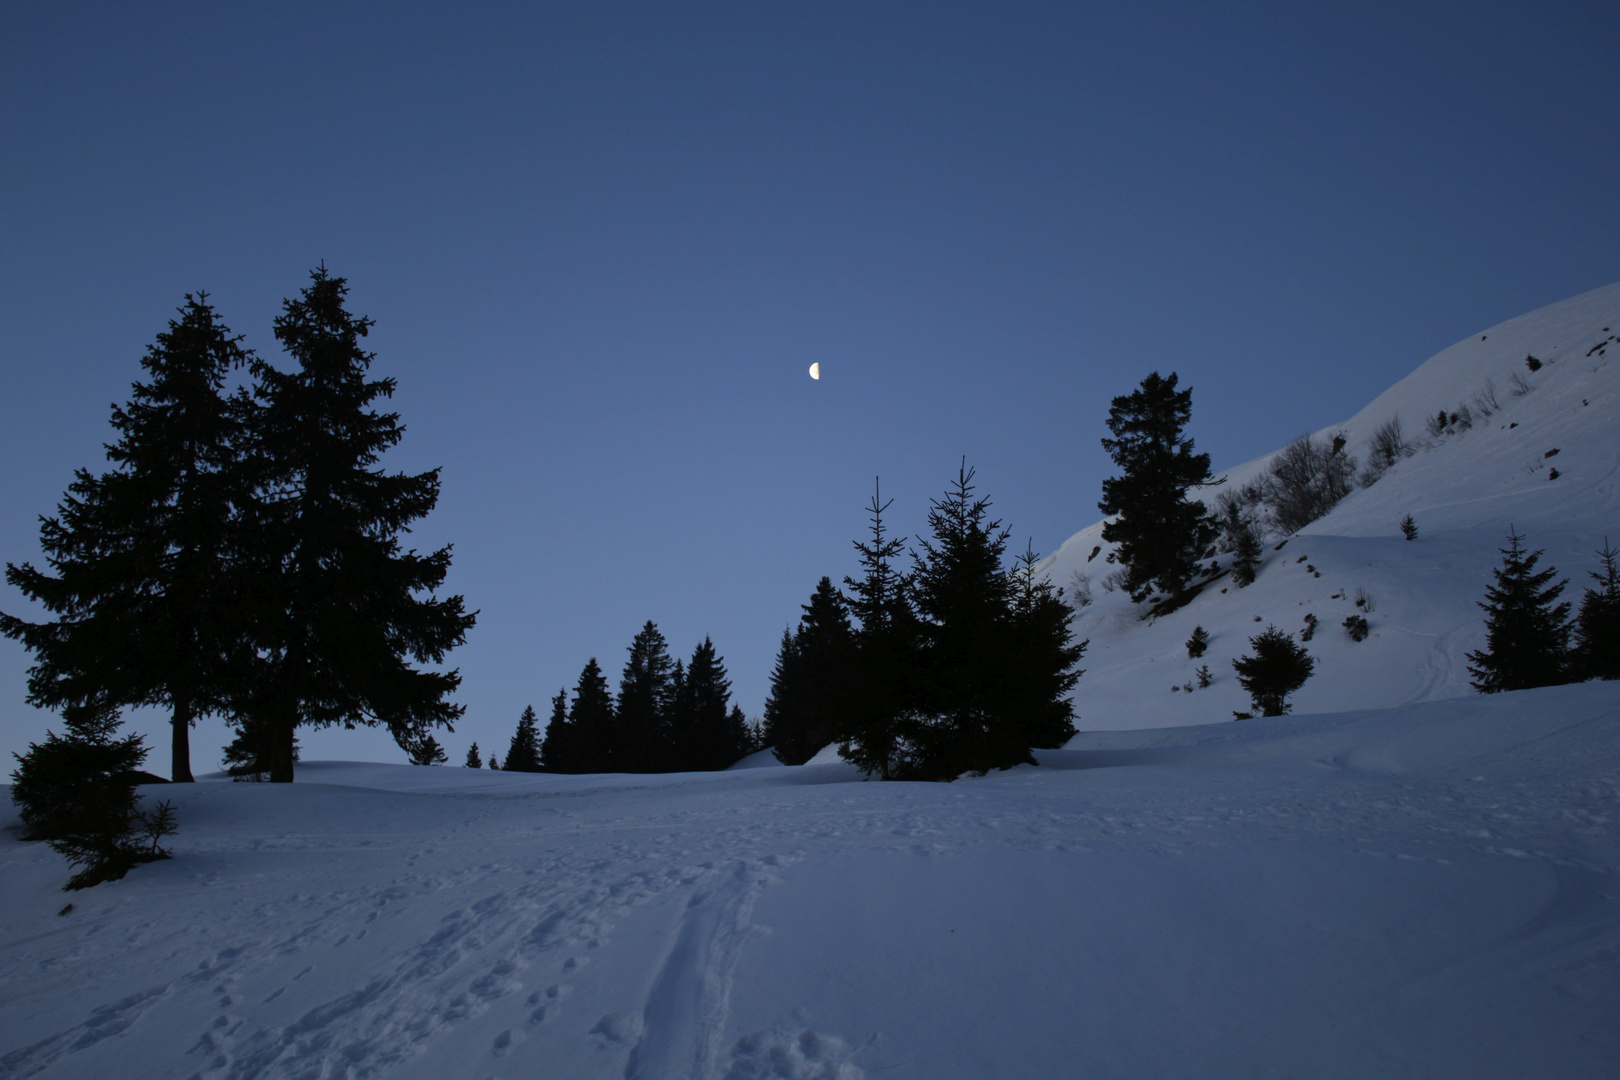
[269,702,298,783]
[171,695,195,783]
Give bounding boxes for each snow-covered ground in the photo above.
[3,682,1617,1079]
[3,283,1618,1078]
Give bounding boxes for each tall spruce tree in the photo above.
[908,463,1081,778]
[563,657,616,773]
[616,621,676,772]
[236,268,475,781]
[537,688,574,772]
[762,578,855,766]
[1465,528,1572,693]
[1007,541,1085,751]
[2,294,252,782]
[503,704,543,772]
[839,482,919,780]
[1098,372,1216,601]
[670,637,747,771]
[1573,538,1620,680]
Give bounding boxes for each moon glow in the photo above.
[809,362,820,380]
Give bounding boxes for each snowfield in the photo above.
[3,682,1618,1079]
[4,281,1619,1078]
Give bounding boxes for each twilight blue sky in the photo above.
[3,2,1617,771]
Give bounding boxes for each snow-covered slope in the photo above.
[3,683,1618,1079]
[1041,281,1620,730]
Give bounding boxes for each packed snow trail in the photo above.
[3,683,1617,1079]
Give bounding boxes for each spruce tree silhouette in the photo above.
[1574,538,1620,680]
[1099,372,1216,601]
[503,704,543,772]
[1232,625,1315,716]
[236,268,475,781]
[1466,528,1572,693]
[762,578,855,765]
[616,622,676,772]
[2,294,252,782]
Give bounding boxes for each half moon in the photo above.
[809,362,820,380]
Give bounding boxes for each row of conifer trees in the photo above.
[476,624,757,774]
[761,464,1086,781]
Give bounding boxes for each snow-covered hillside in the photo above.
[3,683,1618,1079]
[1041,280,1620,730]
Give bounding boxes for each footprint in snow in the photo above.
[723,1028,864,1080]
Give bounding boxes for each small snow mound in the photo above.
[723,1028,864,1080]
[804,744,844,766]
[729,747,786,770]
[590,1011,643,1045]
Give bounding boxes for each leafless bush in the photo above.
[1508,370,1533,397]
[1067,570,1093,610]
[1360,415,1412,485]
[1352,587,1375,613]
[1267,432,1358,535]
[1099,568,1128,594]
[1472,379,1501,416]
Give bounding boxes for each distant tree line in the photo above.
[481,625,758,774]
[763,464,1085,781]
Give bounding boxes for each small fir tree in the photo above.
[1572,538,1619,681]
[1186,626,1210,659]
[1098,372,1216,601]
[1400,515,1419,541]
[1232,625,1315,716]
[1226,506,1263,588]
[464,742,482,768]
[1465,529,1572,693]
[488,754,499,770]
[406,733,447,766]
[9,703,179,890]
[503,704,543,772]
[1196,664,1213,688]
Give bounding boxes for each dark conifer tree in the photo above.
[2,295,252,782]
[236,268,475,781]
[616,621,676,772]
[1232,625,1315,716]
[465,742,482,768]
[1465,528,1572,693]
[406,733,448,766]
[1186,626,1210,658]
[905,463,1032,777]
[1006,541,1085,752]
[672,637,746,771]
[839,482,920,779]
[563,657,616,773]
[1098,372,1216,601]
[1221,503,1262,587]
[1573,538,1620,680]
[762,578,855,765]
[503,704,543,772]
[537,688,575,772]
